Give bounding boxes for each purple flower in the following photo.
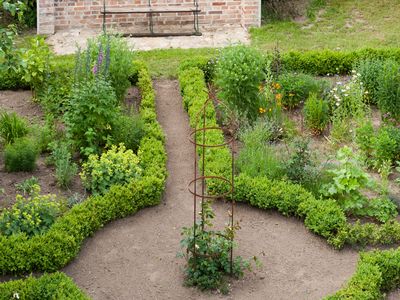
[92,65,98,74]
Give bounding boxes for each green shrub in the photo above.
[30,117,58,154]
[111,111,145,153]
[298,198,347,239]
[284,139,320,193]
[358,197,398,223]
[215,45,265,122]
[320,146,373,213]
[303,93,330,134]
[326,249,400,299]
[81,144,142,196]
[51,142,78,189]
[377,60,400,121]
[4,137,38,172]
[372,126,400,168]
[180,201,250,291]
[20,36,53,95]
[0,111,29,144]
[276,72,328,109]
[37,57,74,115]
[82,34,135,100]
[64,77,120,156]
[0,186,63,237]
[354,59,382,105]
[0,272,89,300]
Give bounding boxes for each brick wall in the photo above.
[37,0,261,34]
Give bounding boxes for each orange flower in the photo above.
[275,93,283,101]
[273,82,281,89]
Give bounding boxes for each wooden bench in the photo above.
[101,0,202,37]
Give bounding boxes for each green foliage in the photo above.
[320,146,372,213]
[215,45,265,122]
[0,186,63,237]
[354,59,382,105]
[276,72,328,109]
[372,126,400,168]
[0,25,22,74]
[81,144,142,195]
[30,116,58,154]
[325,249,400,299]
[82,34,135,101]
[303,93,330,134]
[111,111,145,153]
[37,57,74,115]
[377,60,400,121]
[306,0,326,20]
[4,137,38,172]
[298,198,346,240]
[0,61,167,275]
[51,142,77,189]
[280,48,400,76]
[356,123,400,169]
[237,121,284,180]
[357,197,398,223]
[20,36,53,94]
[15,176,39,196]
[0,272,89,300]
[180,201,250,291]
[64,77,119,156]
[284,139,320,193]
[0,111,29,144]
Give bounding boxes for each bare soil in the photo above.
[0,90,85,209]
[63,80,361,299]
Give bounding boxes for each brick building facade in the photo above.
[37,0,261,34]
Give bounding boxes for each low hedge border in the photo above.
[0,272,89,300]
[178,63,400,297]
[325,248,400,299]
[0,61,167,275]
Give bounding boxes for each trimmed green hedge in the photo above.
[0,61,167,275]
[325,248,400,299]
[181,48,400,79]
[0,272,89,300]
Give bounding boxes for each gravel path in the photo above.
[63,80,359,299]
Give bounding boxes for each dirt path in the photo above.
[63,80,359,300]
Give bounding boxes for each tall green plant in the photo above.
[377,60,400,122]
[64,77,119,156]
[83,35,135,101]
[215,45,265,122]
[303,93,330,135]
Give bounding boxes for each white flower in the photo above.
[344,93,349,97]
[13,293,19,299]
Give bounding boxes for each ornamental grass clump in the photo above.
[80,144,142,195]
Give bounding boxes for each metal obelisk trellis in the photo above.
[188,97,235,274]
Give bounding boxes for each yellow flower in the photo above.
[273,83,281,89]
[289,93,295,97]
[275,93,282,101]
[269,108,272,112]
[259,84,264,92]
[259,107,266,114]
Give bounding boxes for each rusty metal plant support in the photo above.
[188,97,235,275]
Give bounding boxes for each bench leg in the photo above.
[149,12,154,35]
